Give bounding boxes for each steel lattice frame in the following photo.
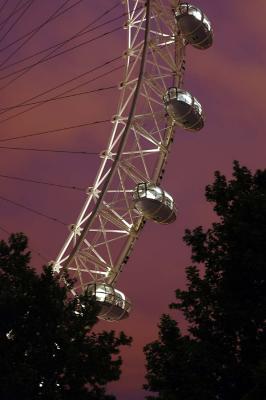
[53,0,185,293]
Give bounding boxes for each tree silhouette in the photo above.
[0,233,131,400]
[144,161,266,400]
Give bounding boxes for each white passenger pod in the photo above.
[163,87,204,131]
[133,183,177,224]
[175,3,213,50]
[87,283,131,321]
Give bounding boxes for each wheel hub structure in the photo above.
[52,0,185,316]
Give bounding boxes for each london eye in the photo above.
[0,1,213,322]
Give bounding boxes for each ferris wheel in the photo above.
[50,0,213,321]
[0,0,213,322]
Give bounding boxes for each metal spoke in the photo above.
[53,0,184,299]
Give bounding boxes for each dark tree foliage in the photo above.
[0,233,131,400]
[144,161,266,400]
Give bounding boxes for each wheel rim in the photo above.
[53,0,185,295]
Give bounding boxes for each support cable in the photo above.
[0,145,99,155]
[0,194,67,226]
[0,173,85,191]
[0,224,9,235]
[0,85,116,114]
[0,3,131,76]
[0,0,24,34]
[0,118,110,142]
[0,0,35,44]
[0,0,86,67]
[0,223,49,263]
[0,0,9,18]
[0,56,121,124]
[0,0,110,54]
[0,24,122,91]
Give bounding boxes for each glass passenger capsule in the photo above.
[175,3,213,49]
[163,87,204,131]
[87,283,131,321]
[133,182,177,224]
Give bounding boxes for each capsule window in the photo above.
[136,183,146,199]
[164,192,174,209]
[153,186,163,199]
[165,197,172,208]
[194,98,203,114]
[189,8,202,21]
[146,189,156,200]
[164,192,172,200]
[178,92,192,105]
[95,285,111,302]
[168,87,178,99]
[203,16,211,31]
[115,289,126,308]
[181,4,188,12]
[177,4,189,15]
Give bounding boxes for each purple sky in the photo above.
[1,1,266,399]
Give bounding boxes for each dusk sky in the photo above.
[0,1,266,399]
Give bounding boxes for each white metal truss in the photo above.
[52,0,185,294]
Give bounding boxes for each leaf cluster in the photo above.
[144,162,266,400]
[0,233,131,400]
